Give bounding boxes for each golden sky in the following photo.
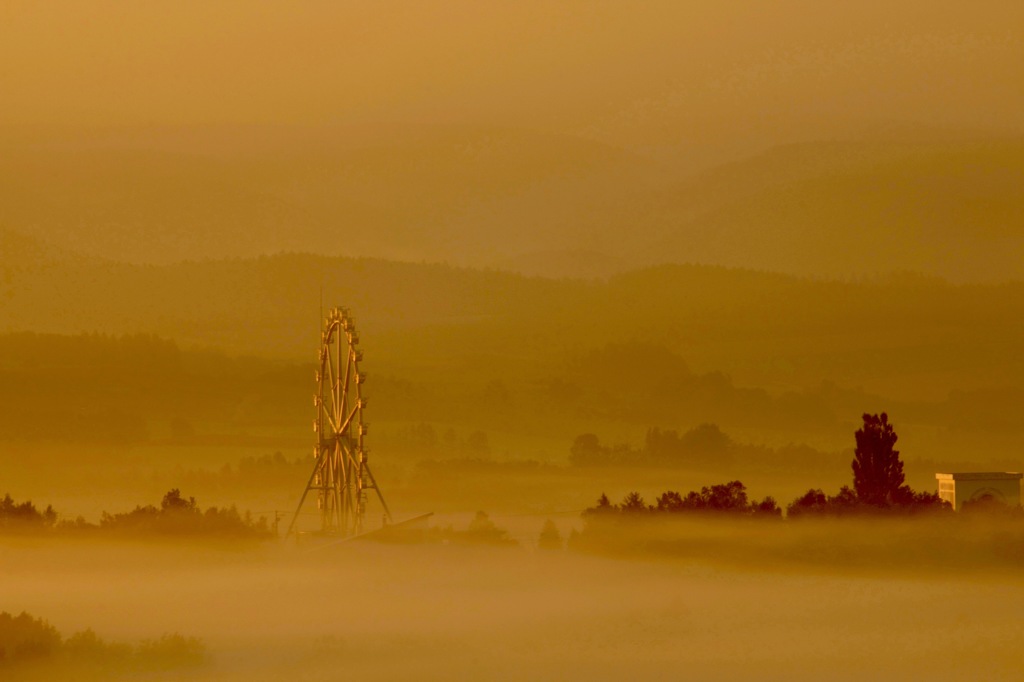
[2,1,1021,157]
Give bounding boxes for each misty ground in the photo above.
[3,537,1023,681]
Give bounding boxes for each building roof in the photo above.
[935,472,1023,481]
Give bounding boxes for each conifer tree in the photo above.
[852,412,904,506]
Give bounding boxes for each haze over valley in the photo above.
[3,2,1024,680]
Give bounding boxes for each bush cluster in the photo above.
[0,495,57,532]
[0,611,205,673]
[0,489,272,539]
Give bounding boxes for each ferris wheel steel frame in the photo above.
[287,307,391,537]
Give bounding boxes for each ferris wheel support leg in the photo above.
[363,462,392,524]
[286,448,328,538]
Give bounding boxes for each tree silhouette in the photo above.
[160,489,198,513]
[620,491,648,513]
[786,489,828,517]
[0,494,57,530]
[704,480,748,511]
[537,519,563,550]
[582,493,618,518]
[852,413,904,506]
[569,434,604,467]
[464,511,516,546]
[655,490,685,512]
[751,495,781,517]
[0,611,61,663]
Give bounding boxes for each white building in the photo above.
[935,472,1023,510]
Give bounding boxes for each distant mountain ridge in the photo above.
[643,137,1024,281]
[0,128,659,268]
[1,130,1021,282]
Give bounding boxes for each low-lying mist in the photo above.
[3,535,1023,681]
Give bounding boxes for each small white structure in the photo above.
[935,472,1023,510]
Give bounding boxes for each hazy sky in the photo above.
[1,2,1022,274]
[2,1,1021,157]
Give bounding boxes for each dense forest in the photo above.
[0,325,1020,469]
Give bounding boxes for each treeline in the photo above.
[0,332,307,444]
[414,457,560,478]
[582,480,946,523]
[0,489,272,539]
[570,484,1024,572]
[4,327,1024,481]
[584,481,781,518]
[373,422,494,458]
[0,495,57,530]
[5,243,1024,404]
[0,611,205,674]
[786,486,945,518]
[569,424,843,474]
[578,413,950,529]
[177,451,309,495]
[6,248,1024,450]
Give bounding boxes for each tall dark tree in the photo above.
[852,412,904,506]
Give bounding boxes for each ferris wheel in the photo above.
[287,307,391,537]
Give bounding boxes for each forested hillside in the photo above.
[3,236,1022,398]
[3,252,1024,471]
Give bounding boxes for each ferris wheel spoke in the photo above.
[339,372,352,419]
[339,385,352,428]
[344,335,356,391]
[338,381,348,424]
[323,391,338,432]
[324,344,337,407]
[324,410,340,435]
[334,361,348,425]
[342,327,350,401]
[337,401,362,436]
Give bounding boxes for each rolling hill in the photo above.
[3,128,1022,282]
[643,138,1024,281]
[0,127,661,267]
[2,236,1023,404]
